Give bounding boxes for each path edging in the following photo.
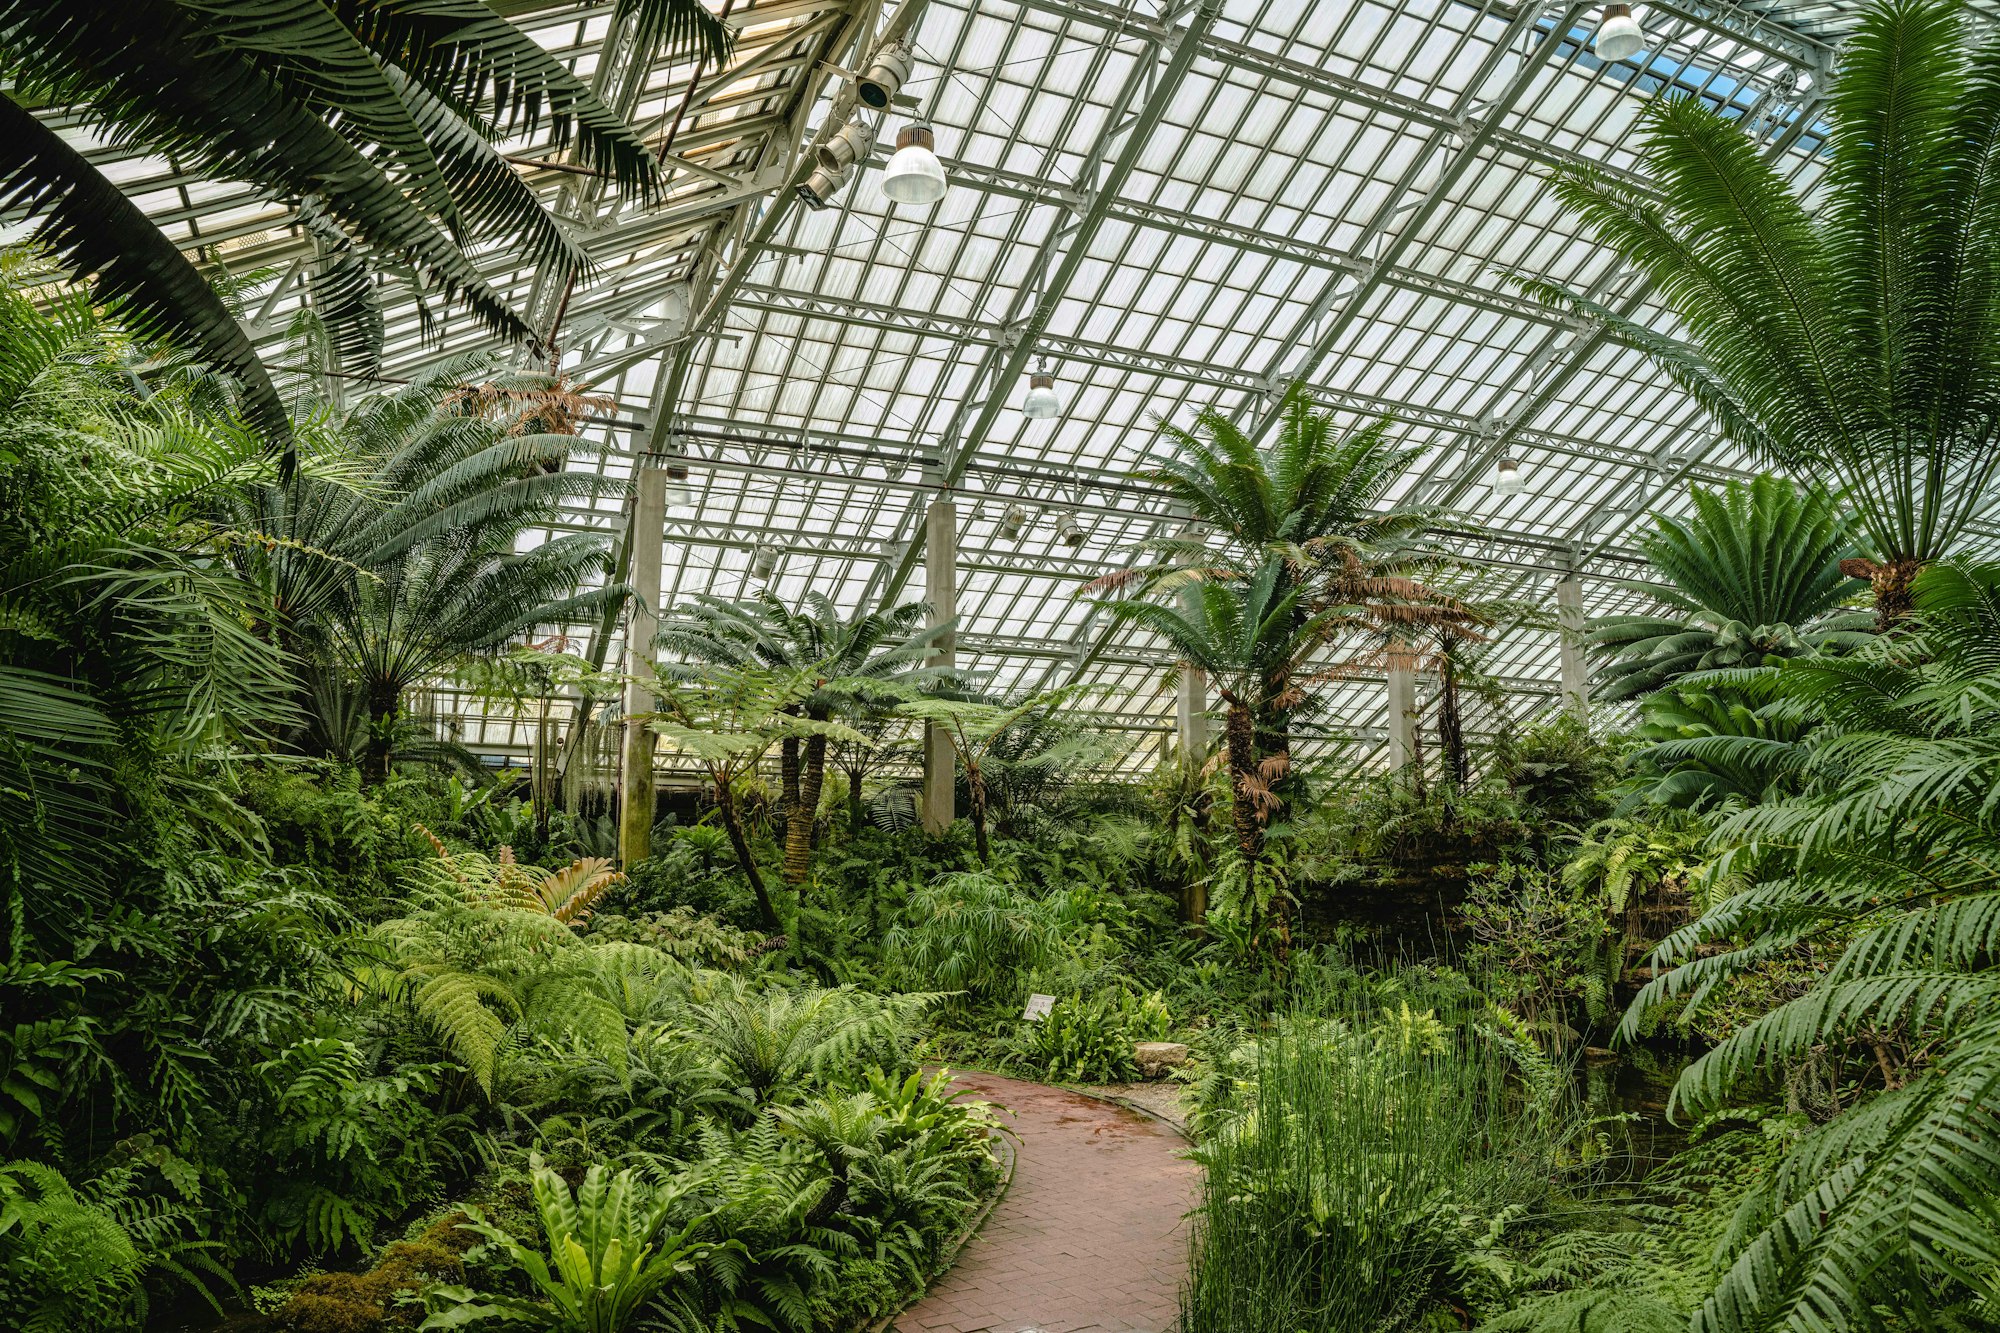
[863,1125,1018,1333]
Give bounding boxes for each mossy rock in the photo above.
[275,1212,476,1333]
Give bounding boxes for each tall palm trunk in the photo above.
[1225,701,1262,877]
[715,777,780,932]
[783,731,827,883]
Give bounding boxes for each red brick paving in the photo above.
[894,1071,1197,1333]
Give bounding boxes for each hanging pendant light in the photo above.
[999,505,1027,541]
[1022,358,1060,420]
[1490,456,1525,496]
[1055,512,1086,548]
[1593,3,1645,61]
[882,123,947,205]
[751,544,780,580]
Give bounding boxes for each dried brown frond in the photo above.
[445,373,613,436]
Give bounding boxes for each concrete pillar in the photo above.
[618,462,667,866]
[1175,665,1209,760]
[1385,662,1417,769]
[920,497,957,833]
[1556,575,1590,724]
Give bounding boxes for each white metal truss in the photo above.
[19,0,2000,773]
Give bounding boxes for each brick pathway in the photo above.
[894,1071,1197,1333]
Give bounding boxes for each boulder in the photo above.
[1134,1041,1190,1079]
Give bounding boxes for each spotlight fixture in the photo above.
[999,504,1027,541]
[751,544,780,580]
[816,117,878,174]
[858,39,914,109]
[1490,455,1525,496]
[882,123,947,205]
[1055,512,1085,548]
[1593,3,1645,62]
[796,157,853,210]
[1022,358,1060,420]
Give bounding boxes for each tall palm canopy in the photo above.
[1533,0,2000,623]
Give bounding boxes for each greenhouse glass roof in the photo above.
[41,0,2000,772]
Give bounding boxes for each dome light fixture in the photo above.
[1490,455,1525,496]
[1055,512,1086,548]
[999,504,1028,541]
[751,544,780,580]
[882,123,947,206]
[1022,357,1060,420]
[1593,3,1645,62]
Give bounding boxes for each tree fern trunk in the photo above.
[967,763,992,865]
[1226,702,1262,877]
[783,733,827,884]
[777,734,800,826]
[716,778,780,932]
[1439,663,1468,791]
[847,766,865,836]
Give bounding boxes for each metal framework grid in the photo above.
[26,0,2000,776]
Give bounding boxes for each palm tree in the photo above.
[658,593,948,884]
[1623,560,2000,1327]
[1101,561,1345,937]
[1587,476,1869,699]
[0,282,300,898]
[0,0,727,449]
[1104,392,1446,789]
[1527,0,2000,626]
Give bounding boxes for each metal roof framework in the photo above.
[24,0,2000,776]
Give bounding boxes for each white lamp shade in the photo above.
[1023,374,1060,420]
[1491,457,1525,496]
[883,125,947,205]
[1594,5,1644,61]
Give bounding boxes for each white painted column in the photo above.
[1385,662,1417,769]
[1175,665,1209,760]
[618,462,667,866]
[920,496,958,833]
[1556,575,1590,724]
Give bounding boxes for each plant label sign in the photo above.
[1022,993,1055,1022]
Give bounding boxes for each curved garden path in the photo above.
[892,1071,1198,1333]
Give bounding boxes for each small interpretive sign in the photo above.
[1022,993,1056,1022]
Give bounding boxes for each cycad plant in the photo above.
[1624,560,2000,1328]
[0,0,727,443]
[1529,0,2000,625]
[1587,476,1869,699]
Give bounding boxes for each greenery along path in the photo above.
[895,1072,1197,1333]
